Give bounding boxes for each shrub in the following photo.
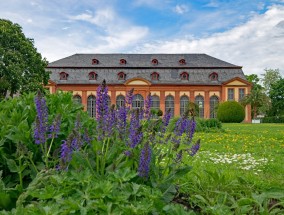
[217,101,245,123]
[196,118,223,132]
[168,117,223,133]
[262,116,284,123]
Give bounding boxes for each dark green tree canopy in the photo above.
[269,78,284,116]
[0,19,49,99]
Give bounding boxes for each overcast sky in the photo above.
[1,0,284,76]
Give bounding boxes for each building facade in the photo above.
[46,54,252,122]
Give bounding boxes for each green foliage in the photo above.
[245,74,262,90]
[261,68,282,94]
[268,78,284,117]
[0,19,49,99]
[195,118,223,132]
[262,116,284,123]
[168,117,223,133]
[0,91,95,210]
[217,101,245,123]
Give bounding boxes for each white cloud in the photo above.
[174,4,189,14]
[135,5,284,76]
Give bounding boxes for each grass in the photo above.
[178,123,284,214]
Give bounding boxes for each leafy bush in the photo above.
[262,116,284,123]
[195,118,223,132]
[0,91,96,209]
[168,117,223,133]
[0,83,201,213]
[217,101,245,123]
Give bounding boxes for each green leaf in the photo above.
[6,159,19,173]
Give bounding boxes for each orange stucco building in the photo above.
[46,54,252,122]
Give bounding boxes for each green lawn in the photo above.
[179,123,284,214]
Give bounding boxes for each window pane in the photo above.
[165,95,174,117]
[87,95,96,117]
[151,95,160,110]
[210,96,219,118]
[195,95,204,118]
[180,95,189,116]
[73,95,82,104]
[239,89,245,101]
[228,89,234,101]
[116,95,125,108]
[132,94,144,109]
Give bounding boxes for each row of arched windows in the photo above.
[73,94,219,118]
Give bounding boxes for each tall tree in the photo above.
[268,78,284,116]
[240,88,269,119]
[261,69,282,94]
[245,74,262,90]
[0,19,49,99]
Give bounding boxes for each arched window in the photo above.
[210,96,219,118]
[116,95,125,108]
[117,72,126,80]
[179,59,186,65]
[120,59,127,64]
[73,95,82,104]
[151,95,160,110]
[180,95,189,116]
[151,72,159,80]
[87,95,96,117]
[152,59,158,65]
[180,72,189,80]
[59,72,68,80]
[132,94,144,109]
[165,95,174,117]
[195,95,204,118]
[209,72,218,81]
[92,59,99,65]
[89,72,97,80]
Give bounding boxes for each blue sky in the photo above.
[1,0,284,76]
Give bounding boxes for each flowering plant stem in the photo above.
[44,137,55,168]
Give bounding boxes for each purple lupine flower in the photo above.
[48,114,61,139]
[189,119,196,140]
[138,143,152,178]
[124,150,132,157]
[60,140,72,164]
[162,109,172,128]
[117,104,127,139]
[96,80,109,140]
[138,107,144,120]
[188,139,200,156]
[175,150,183,163]
[34,91,48,144]
[125,88,134,107]
[144,93,152,120]
[106,104,116,136]
[83,128,92,145]
[129,109,143,148]
[74,114,82,131]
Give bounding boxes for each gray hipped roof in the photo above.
[47,53,246,85]
[47,54,241,68]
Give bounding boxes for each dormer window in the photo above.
[180,72,189,80]
[120,59,127,65]
[151,72,159,80]
[209,72,218,81]
[60,72,68,80]
[117,72,126,80]
[92,59,99,65]
[179,59,186,65]
[89,72,97,80]
[152,59,158,65]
